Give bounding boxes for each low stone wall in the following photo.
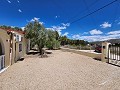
[61,48,102,60]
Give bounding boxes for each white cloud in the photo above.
[30,17,44,25]
[55,16,60,19]
[21,27,25,31]
[39,22,44,25]
[79,35,103,42]
[72,34,120,42]
[7,0,11,3]
[107,30,120,35]
[17,0,20,3]
[63,32,69,36]
[46,28,53,30]
[57,30,62,35]
[100,22,112,28]
[52,26,66,30]
[61,23,70,27]
[115,20,118,22]
[72,30,120,42]
[47,23,70,35]
[26,20,29,22]
[46,27,62,35]
[18,9,22,13]
[31,17,40,22]
[51,26,65,35]
[89,29,103,35]
[9,26,15,28]
[55,16,58,18]
[82,32,88,35]
[72,34,81,39]
[118,22,120,25]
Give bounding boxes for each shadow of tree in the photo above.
[17,58,24,61]
[27,51,40,55]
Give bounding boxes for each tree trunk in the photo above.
[39,47,43,55]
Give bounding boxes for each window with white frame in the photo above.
[19,44,22,52]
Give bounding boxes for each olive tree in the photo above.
[25,20,46,55]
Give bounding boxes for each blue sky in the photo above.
[0,0,120,42]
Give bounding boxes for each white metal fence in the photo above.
[108,44,120,66]
[0,55,5,70]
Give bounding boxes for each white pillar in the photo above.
[101,42,110,62]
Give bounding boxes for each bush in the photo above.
[46,40,60,50]
[53,40,60,50]
[46,40,54,50]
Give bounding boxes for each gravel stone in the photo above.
[0,50,120,90]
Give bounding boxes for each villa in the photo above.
[0,28,30,72]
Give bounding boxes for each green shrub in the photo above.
[46,39,60,50]
[53,40,60,50]
[46,40,54,50]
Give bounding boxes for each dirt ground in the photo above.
[0,50,120,90]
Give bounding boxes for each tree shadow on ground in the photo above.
[27,49,40,55]
[26,49,53,58]
[17,58,24,61]
[27,51,40,55]
[93,58,101,61]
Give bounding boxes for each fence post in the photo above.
[101,42,110,62]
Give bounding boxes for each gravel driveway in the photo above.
[0,50,120,90]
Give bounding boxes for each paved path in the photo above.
[0,50,120,90]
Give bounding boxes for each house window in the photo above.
[21,37,23,42]
[16,35,19,41]
[19,44,22,52]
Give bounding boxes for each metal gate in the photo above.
[108,44,120,66]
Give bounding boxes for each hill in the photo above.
[90,39,120,45]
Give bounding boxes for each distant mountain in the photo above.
[90,39,120,45]
[106,39,120,44]
[90,41,102,45]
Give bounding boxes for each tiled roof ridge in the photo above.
[0,28,25,34]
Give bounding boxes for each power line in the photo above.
[70,0,119,24]
[67,0,101,23]
[74,0,98,32]
[110,2,120,31]
[82,0,97,26]
[52,0,101,25]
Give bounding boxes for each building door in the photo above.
[10,47,12,65]
[14,43,17,63]
[0,43,2,55]
[0,41,5,70]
